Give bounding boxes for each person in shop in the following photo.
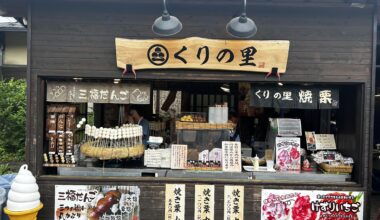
[129,106,150,148]
[229,111,240,142]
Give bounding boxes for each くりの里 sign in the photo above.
[116,37,290,73]
[251,86,339,109]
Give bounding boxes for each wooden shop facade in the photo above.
[1,0,377,219]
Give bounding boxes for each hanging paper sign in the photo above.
[194,185,215,220]
[116,37,290,73]
[165,184,186,220]
[261,189,364,220]
[170,144,188,169]
[47,81,151,104]
[54,185,140,220]
[250,86,339,109]
[224,185,244,220]
[275,137,301,171]
[314,134,337,150]
[222,141,242,172]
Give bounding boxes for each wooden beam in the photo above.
[56,0,375,8]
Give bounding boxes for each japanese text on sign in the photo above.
[55,185,141,220]
[194,185,215,220]
[222,141,242,172]
[224,185,244,220]
[261,189,364,220]
[314,134,337,150]
[47,81,151,104]
[251,86,339,109]
[171,144,188,169]
[165,184,186,220]
[116,37,290,73]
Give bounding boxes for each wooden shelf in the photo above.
[176,121,235,130]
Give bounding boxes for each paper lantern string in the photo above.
[265,67,280,80]
[123,64,136,79]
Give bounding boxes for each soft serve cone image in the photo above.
[4,164,43,220]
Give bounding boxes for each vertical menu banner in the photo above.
[222,141,242,172]
[165,184,186,220]
[224,185,244,220]
[170,144,188,169]
[194,185,215,220]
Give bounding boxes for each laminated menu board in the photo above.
[275,137,301,171]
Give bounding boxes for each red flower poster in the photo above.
[261,189,364,220]
[275,137,301,171]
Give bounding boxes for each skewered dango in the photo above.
[80,124,144,160]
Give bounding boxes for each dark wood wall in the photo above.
[37,177,366,220]
[30,1,373,83]
[27,0,375,219]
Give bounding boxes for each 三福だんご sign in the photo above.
[115,37,290,73]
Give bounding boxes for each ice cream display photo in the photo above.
[3,164,43,220]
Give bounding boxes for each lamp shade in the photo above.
[226,15,257,38]
[152,12,182,36]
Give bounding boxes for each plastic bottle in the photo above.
[253,154,259,171]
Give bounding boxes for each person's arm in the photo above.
[143,120,150,138]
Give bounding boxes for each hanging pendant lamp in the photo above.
[226,0,257,38]
[152,0,182,36]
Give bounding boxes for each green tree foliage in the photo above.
[0,79,26,161]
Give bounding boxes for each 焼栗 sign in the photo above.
[115,37,290,73]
